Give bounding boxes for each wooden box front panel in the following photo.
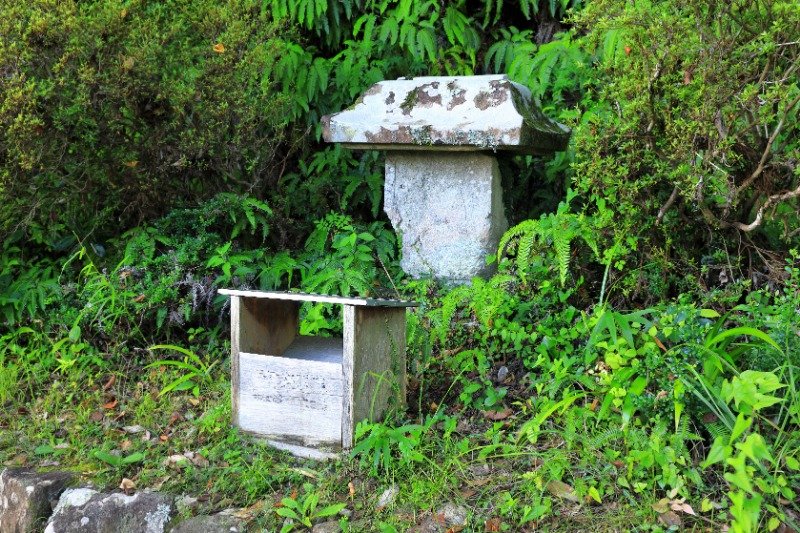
[237,350,343,445]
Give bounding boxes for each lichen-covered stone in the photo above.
[45,489,173,533]
[169,514,244,533]
[384,152,507,282]
[0,468,74,533]
[321,75,570,154]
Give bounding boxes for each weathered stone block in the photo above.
[45,489,173,533]
[322,75,570,154]
[169,514,244,533]
[0,468,73,533]
[384,152,507,282]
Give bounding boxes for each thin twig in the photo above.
[656,187,680,224]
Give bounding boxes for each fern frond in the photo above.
[552,230,572,286]
[497,219,539,262]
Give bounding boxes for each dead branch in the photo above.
[656,186,680,224]
[733,182,800,232]
[733,92,800,199]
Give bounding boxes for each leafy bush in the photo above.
[0,0,293,241]
[567,0,800,296]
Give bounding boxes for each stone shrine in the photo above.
[322,74,571,283]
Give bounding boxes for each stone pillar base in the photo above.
[384,152,507,283]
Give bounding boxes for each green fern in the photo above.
[497,192,596,286]
[552,230,571,286]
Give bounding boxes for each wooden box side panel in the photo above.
[342,306,407,448]
[237,352,343,445]
[239,298,299,355]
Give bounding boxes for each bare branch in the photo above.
[656,187,680,224]
[733,182,800,232]
[734,92,800,198]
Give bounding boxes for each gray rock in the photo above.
[0,468,74,533]
[321,75,570,154]
[384,152,507,282]
[437,502,468,527]
[169,514,244,533]
[376,485,399,510]
[45,489,173,533]
[311,520,340,533]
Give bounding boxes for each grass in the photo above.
[0,356,730,532]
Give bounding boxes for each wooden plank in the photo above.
[237,351,343,445]
[230,296,242,426]
[218,289,419,308]
[342,306,407,448]
[282,336,343,364]
[264,440,341,461]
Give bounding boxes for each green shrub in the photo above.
[0,0,293,242]
[568,0,800,296]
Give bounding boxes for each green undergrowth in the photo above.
[1,202,799,531]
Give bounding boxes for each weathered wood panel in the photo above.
[342,306,407,448]
[237,338,344,445]
[230,296,242,425]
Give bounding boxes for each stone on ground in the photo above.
[169,514,245,533]
[311,520,340,533]
[45,489,173,533]
[0,468,74,533]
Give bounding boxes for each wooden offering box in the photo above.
[217,290,418,459]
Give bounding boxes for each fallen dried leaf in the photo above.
[103,399,118,410]
[89,411,104,422]
[167,411,182,427]
[588,397,599,411]
[348,481,355,497]
[652,499,670,514]
[4,454,27,466]
[212,43,225,53]
[119,478,136,494]
[482,408,513,421]
[188,398,200,407]
[658,511,682,529]
[231,500,265,520]
[123,425,145,434]
[289,467,318,479]
[190,453,209,468]
[484,517,502,532]
[460,489,476,499]
[671,501,696,516]
[120,439,132,451]
[376,485,399,510]
[163,454,189,468]
[545,480,580,502]
[150,475,170,490]
[103,375,116,390]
